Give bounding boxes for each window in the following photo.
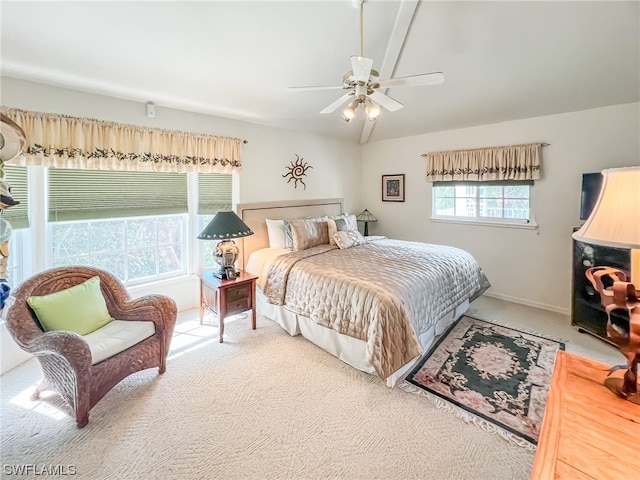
[2,165,29,229]
[5,230,25,288]
[197,173,232,270]
[2,166,29,289]
[51,215,186,285]
[198,214,218,270]
[432,181,534,225]
[48,168,189,284]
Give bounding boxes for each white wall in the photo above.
[361,103,640,313]
[1,77,361,210]
[0,77,361,374]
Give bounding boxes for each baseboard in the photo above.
[483,291,570,316]
[1,319,33,375]
[0,353,32,376]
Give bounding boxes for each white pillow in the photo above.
[265,219,286,249]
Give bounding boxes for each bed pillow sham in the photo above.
[283,220,294,250]
[333,229,366,250]
[288,217,330,251]
[265,218,286,249]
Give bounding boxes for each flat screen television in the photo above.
[580,172,603,221]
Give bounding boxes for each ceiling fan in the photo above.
[286,0,444,122]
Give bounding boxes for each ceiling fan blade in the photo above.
[286,85,346,92]
[351,56,373,83]
[369,91,403,112]
[320,92,353,114]
[377,72,445,89]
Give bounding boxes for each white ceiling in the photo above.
[1,1,638,144]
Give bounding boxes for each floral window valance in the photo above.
[1,107,243,173]
[423,142,544,182]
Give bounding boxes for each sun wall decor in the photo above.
[282,154,312,189]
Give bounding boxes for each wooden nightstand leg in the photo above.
[251,279,257,330]
[219,289,227,343]
[199,282,204,325]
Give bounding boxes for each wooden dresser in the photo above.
[531,350,640,479]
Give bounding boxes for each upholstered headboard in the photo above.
[235,198,343,270]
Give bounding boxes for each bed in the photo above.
[237,198,489,386]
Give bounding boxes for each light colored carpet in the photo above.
[0,297,621,480]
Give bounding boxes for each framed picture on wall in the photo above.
[382,174,405,202]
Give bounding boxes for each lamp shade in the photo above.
[356,209,378,223]
[572,166,640,249]
[197,211,254,240]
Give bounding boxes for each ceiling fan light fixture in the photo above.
[342,100,359,122]
[287,0,444,124]
[364,99,381,122]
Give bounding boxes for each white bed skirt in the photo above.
[256,288,469,387]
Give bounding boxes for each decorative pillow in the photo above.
[265,218,286,249]
[27,276,114,335]
[283,220,294,250]
[333,229,366,250]
[308,215,329,238]
[327,214,358,245]
[289,218,330,251]
[334,218,348,231]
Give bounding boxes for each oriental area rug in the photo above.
[402,316,564,450]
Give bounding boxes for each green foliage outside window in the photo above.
[433,182,532,223]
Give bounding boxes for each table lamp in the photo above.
[198,211,254,280]
[356,208,377,236]
[572,166,640,403]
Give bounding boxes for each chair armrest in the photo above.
[26,330,92,371]
[110,294,177,333]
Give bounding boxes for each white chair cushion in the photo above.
[83,320,156,365]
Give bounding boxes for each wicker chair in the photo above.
[5,266,177,428]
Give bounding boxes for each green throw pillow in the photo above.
[27,276,113,335]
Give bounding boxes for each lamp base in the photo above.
[213,240,240,280]
[212,266,238,280]
[604,377,640,404]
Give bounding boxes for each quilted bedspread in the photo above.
[263,239,489,379]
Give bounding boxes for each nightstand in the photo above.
[199,270,258,343]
